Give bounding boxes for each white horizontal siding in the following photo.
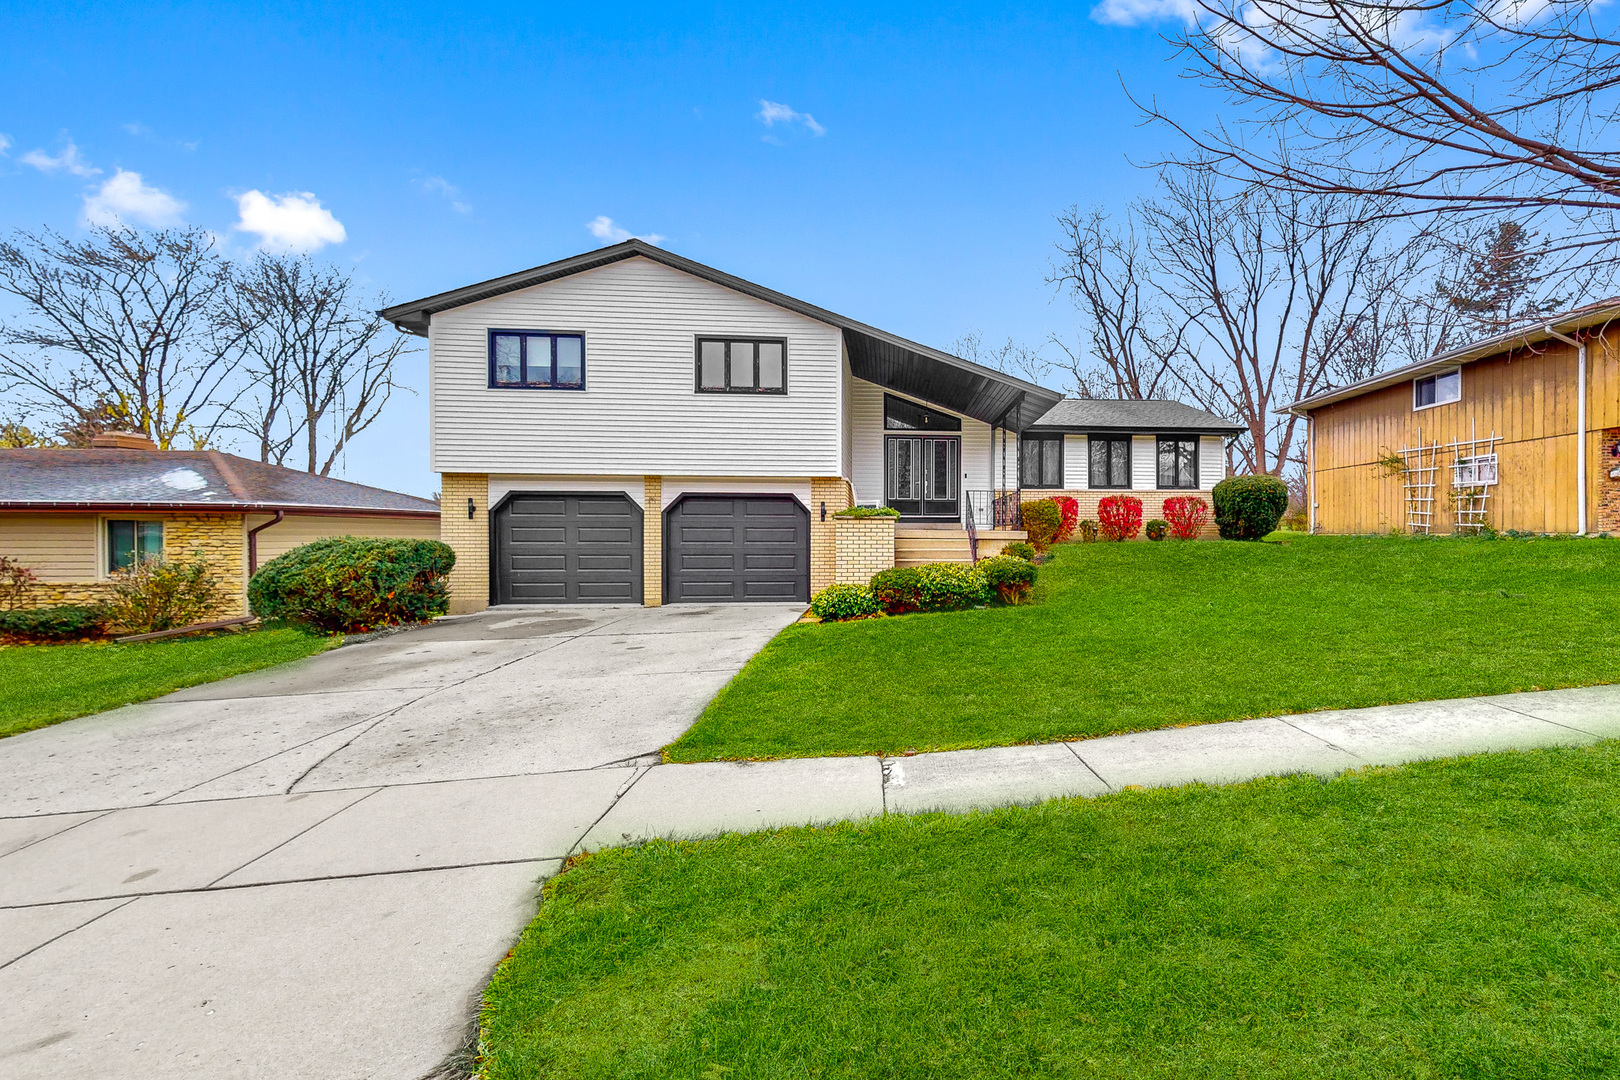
[1063,435,1088,489]
[848,378,1013,507]
[1131,435,1157,491]
[0,514,100,582]
[245,513,440,564]
[430,257,843,477]
[1199,436,1226,489]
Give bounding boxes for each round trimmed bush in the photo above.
[1002,541,1036,562]
[1021,498,1063,550]
[810,583,880,620]
[915,563,989,610]
[249,537,456,632]
[1212,475,1290,540]
[979,555,1037,604]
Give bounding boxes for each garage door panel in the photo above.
[495,493,642,605]
[664,495,809,604]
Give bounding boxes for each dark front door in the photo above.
[665,495,810,603]
[885,435,960,519]
[493,493,642,604]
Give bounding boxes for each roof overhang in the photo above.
[1025,423,1245,436]
[0,503,439,517]
[1283,300,1620,416]
[381,239,1062,431]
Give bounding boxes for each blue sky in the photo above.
[2,0,1210,497]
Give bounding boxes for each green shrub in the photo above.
[979,555,1037,604]
[0,605,108,641]
[1002,541,1036,562]
[1146,519,1168,541]
[249,537,456,632]
[1078,519,1099,543]
[1021,499,1063,550]
[871,563,988,614]
[915,563,990,611]
[106,553,223,633]
[833,506,901,519]
[809,583,880,620]
[1213,475,1291,541]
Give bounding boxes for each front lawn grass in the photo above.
[667,534,1620,761]
[0,626,335,738]
[481,744,1620,1079]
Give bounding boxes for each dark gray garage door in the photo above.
[493,493,642,604]
[664,495,810,603]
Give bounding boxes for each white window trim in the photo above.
[98,514,166,579]
[1412,367,1462,412]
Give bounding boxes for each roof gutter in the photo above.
[0,502,439,517]
[247,509,285,575]
[1544,324,1588,534]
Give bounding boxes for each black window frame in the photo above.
[1156,436,1200,489]
[106,518,163,574]
[487,330,586,390]
[1087,435,1132,489]
[694,337,789,394]
[883,393,962,432]
[1019,434,1065,489]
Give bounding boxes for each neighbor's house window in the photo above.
[697,338,787,393]
[107,520,162,573]
[1157,436,1198,489]
[1020,435,1063,488]
[489,331,584,389]
[1413,368,1461,410]
[1088,436,1131,488]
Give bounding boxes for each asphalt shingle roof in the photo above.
[1030,399,1244,433]
[0,449,439,514]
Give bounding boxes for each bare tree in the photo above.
[225,255,411,475]
[1047,207,1181,399]
[0,227,240,448]
[949,329,1051,385]
[1138,0,1620,260]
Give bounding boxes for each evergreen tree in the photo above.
[1438,221,1564,336]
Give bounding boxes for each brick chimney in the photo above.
[90,431,160,450]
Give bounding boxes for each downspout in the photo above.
[1307,412,1317,534]
[247,510,286,575]
[1544,325,1588,534]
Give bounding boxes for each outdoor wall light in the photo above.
[467,498,476,520]
[820,500,826,521]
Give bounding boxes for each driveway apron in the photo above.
[0,604,803,1080]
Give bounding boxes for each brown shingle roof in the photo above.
[0,449,439,516]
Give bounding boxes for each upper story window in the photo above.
[1089,436,1131,489]
[884,394,962,431]
[697,338,787,393]
[107,520,162,573]
[489,331,584,389]
[1413,368,1460,410]
[1020,435,1063,488]
[1157,437,1199,489]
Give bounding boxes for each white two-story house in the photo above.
[383,240,1240,613]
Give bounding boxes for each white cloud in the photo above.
[757,100,826,137]
[82,170,186,227]
[122,122,151,137]
[233,190,347,253]
[1090,0,1197,24]
[416,175,471,214]
[586,215,664,245]
[20,139,100,177]
[0,134,10,157]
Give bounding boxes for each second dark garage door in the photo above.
[664,495,810,603]
[493,493,642,604]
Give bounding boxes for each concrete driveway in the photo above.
[0,603,803,1080]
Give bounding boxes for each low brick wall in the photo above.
[1600,429,1620,535]
[440,473,490,615]
[1019,490,1220,539]
[833,517,895,585]
[811,477,854,595]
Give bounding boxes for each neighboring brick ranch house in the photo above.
[381,239,1240,613]
[0,432,441,618]
[1286,300,1620,535]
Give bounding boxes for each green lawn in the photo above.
[480,744,1620,1079]
[0,626,335,738]
[667,535,1620,762]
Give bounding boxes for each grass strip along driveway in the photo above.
[668,535,1620,762]
[0,626,334,738]
[480,744,1620,1078]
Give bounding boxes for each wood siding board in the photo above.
[0,513,100,581]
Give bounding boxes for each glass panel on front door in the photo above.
[886,436,960,519]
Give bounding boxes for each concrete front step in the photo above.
[894,525,1027,566]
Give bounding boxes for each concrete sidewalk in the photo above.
[2,652,1617,1079]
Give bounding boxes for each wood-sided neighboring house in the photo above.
[0,431,441,617]
[1285,300,1620,536]
[381,239,1241,613]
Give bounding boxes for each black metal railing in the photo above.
[965,490,1022,531]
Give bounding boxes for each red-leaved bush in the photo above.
[1097,495,1144,541]
[1162,496,1210,540]
[1053,496,1079,542]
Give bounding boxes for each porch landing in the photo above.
[895,525,1027,566]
